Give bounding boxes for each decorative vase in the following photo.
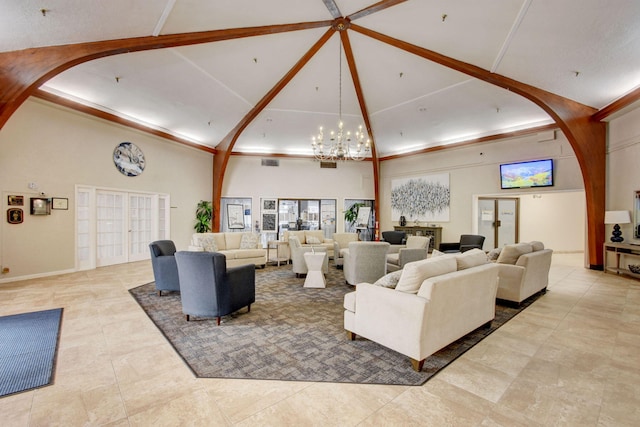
[399,216,406,226]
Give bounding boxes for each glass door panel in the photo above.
[477,197,519,249]
[96,191,126,266]
[129,194,154,262]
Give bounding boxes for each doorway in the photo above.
[477,197,519,249]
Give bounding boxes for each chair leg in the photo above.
[157,290,162,296]
[247,304,251,313]
[347,331,356,340]
[185,314,190,321]
[216,316,221,326]
[411,358,425,372]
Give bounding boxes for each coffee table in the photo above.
[303,251,326,288]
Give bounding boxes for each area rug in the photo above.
[130,266,539,386]
[0,308,63,397]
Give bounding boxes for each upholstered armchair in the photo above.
[386,235,431,272]
[439,234,486,253]
[343,241,390,285]
[332,233,359,268]
[289,235,328,278]
[149,240,180,296]
[174,251,255,325]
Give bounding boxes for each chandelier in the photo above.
[311,39,371,161]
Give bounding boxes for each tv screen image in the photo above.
[500,159,553,189]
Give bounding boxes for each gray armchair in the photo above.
[439,234,486,253]
[289,235,328,278]
[149,240,180,296]
[174,251,255,325]
[343,241,390,285]
[386,235,431,272]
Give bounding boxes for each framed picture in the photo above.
[355,206,371,228]
[30,197,51,215]
[262,198,277,211]
[262,213,277,232]
[8,195,24,206]
[227,204,245,229]
[52,198,69,210]
[7,208,23,224]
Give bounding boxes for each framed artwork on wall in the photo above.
[8,195,24,206]
[52,198,68,210]
[30,197,51,215]
[7,208,23,224]
[391,173,450,222]
[227,204,245,229]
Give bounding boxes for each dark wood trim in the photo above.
[348,0,408,21]
[379,123,558,161]
[211,28,335,231]
[350,23,606,267]
[33,89,216,154]
[592,86,640,122]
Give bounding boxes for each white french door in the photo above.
[76,186,170,270]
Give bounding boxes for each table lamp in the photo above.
[604,210,631,242]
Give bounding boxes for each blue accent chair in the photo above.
[149,240,180,296]
[175,251,256,325]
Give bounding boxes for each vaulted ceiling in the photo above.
[2,0,639,158]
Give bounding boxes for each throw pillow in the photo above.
[487,247,502,261]
[306,236,321,244]
[455,248,488,270]
[529,241,545,251]
[200,236,218,252]
[496,242,533,264]
[395,256,457,294]
[240,233,259,249]
[373,270,403,289]
[430,249,445,257]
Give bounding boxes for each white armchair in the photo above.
[332,233,359,268]
[495,244,552,305]
[343,241,390,285]
[386,236,431,272]
[289,235,328,278]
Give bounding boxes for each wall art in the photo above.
[391,173,450,222]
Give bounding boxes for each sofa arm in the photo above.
[350,283,429,357]
[496,263,525,301]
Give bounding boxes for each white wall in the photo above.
[379,130,586,252]
[607,104,640,243]
[0,98,212,281]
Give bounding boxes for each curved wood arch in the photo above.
[350,23,606,268]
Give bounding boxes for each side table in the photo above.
[267,240,289,266]
[303,252,326,288]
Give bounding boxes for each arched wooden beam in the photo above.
[351,23,606,268]
[0,21,333,131]
[211,28,335,230]
[340,29,381,224]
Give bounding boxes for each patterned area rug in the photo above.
[0,308,63,397]
[130,265,539,386]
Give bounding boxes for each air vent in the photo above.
[320,161,337,169]
[261,159,279,167]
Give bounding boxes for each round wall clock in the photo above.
[113,142,145,176]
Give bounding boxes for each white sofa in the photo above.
[344,249,499,371]
[188,232,267,268]
[283,230,334,259]
[492,241,553,305]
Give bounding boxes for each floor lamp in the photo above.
[604,210,631,242]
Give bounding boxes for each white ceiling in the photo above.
[2,0,639,157]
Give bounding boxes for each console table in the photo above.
[393,226,442,251]
[603,242,640,279]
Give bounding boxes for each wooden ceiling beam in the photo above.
[593,86,640,122]
[211,28,335,231]
[351,23,606,268]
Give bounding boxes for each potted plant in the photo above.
[343,202,364,228]
[194,200,213,233]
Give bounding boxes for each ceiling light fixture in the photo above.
[311,37,370,161]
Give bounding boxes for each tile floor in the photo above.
[0,253,639,426]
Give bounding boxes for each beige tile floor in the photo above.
[0,253,639,426]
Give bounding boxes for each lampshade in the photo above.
[604,210,631,224]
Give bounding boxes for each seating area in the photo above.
[386,235,430,272]
[188,232,267,268]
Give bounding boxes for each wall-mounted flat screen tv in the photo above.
[500,159,554,189]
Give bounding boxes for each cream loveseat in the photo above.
[491,241,553,305]
[188,232,267,268]
[344,249,499,371]
[283,230,334,259]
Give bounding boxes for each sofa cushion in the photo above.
[288,230,306,244]
[306,236,322,244]
[199,236,218,252]
[455,248,488,270]
[487,247,502,261]
[529,241,545,251]
[374,270,403,288]
[395,256,458,294]
[223,248,264,259]
[305,230,325,243]
[496,243,533,264]
[240,233,259,249]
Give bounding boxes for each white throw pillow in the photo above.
[455,248,488,270]
[496,243,533,264]
[200,236,218,252]
[487,247,502,261]
[373,270,403,289]
[395,256,457,294]
[240,233,259,249]
[529,241,545,251]
[306,236,321,244]
[430,249,445,257]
